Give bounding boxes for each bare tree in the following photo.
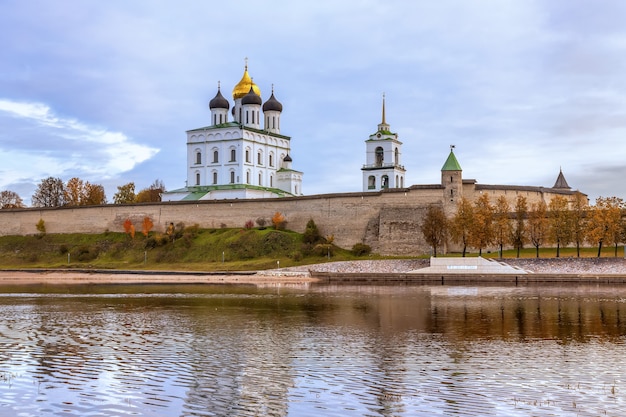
[32,177,65,207]
[420,205,448,257]
[0,190,26,209]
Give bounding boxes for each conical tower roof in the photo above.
[441,148,462,171]
[552,168,571,189]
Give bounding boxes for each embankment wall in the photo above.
[0,189,442,256]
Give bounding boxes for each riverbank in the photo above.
[0,258,625,285]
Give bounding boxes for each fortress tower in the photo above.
[362,95,406,191]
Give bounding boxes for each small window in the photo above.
[230,149,236,162]
[258,152,262,165]
[258,173,262,186]
[213,151,218,163]
[246,171,250,184]
[196,152,202,165]
[230,171,235,183]
[269,154,274,167]
[245,150,250,163]
[212,172,217,184]
[195,173,200,186]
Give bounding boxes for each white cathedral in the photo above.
[162,63,303,201]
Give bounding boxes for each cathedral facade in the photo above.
[162,64,303,201]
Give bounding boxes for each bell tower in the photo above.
[362,94,406,191]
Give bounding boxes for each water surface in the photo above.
[0,282,624,416]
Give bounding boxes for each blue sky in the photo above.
[1,0,626,205]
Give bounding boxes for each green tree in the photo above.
[469,193,494,256]
[32,177,65,207]
[510,195,528,258]
[449,197,473,257]
[113,182,136,204]
[548,195,573,258]
[420,205,447,257]
[528,200,548,258]
[493,195,511,258]
[303,219,323,244]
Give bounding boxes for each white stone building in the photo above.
[361,95,406,191]
[163,64,303,201]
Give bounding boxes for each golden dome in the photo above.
[232,65,261,100]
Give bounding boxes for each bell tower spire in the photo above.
[377,93,390,132]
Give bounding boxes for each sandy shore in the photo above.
[0,270,318,285]
[1,258,624,285]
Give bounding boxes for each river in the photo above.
[0,282,624,416]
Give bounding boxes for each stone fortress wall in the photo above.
[0,182,577,256]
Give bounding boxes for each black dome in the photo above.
[241,86,262,106]
[283,154,292,162]
[262,92,283,112]
[209,88,230,110]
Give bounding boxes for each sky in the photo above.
[1,0,626,205]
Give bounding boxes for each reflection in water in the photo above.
[0,283,624,416]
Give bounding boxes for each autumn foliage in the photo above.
[272,212,286,230]
[142,217,154,236]
[123,219,135,239]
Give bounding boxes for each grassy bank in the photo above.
[0,227,622,272]
[0,227,381,271]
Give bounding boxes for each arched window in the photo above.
[257,151,263,165]
[212,172,217,184]
[196,152,202,165]
[246,171,250,184]
[195,172,200,185]
[270,175,273,187]
[368,176,376,190]
[394,147,399,165]
[382,175,389,189]
[245,149,250,163]
[375,147,384,167]
[269,153,274,167]
[230,171,235,183]
[213,150,218,163]
[230,149,236,162]
[258,173,262,186]
[395,175,399,188]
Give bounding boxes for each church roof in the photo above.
[263,91,283,112]
[441,149,462,171]
[552,169,571,189]
[209,86,230,110]
[232,64,261,99]
[241,85,262,105]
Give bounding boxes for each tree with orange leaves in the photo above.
[142,217,154,237]
[272,212,286,230]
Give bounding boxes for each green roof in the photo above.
[441,150,462,171]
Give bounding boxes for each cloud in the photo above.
[0,99,159,192]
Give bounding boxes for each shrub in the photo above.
[74,245,98,262]
[313,243,334,258]
[303,219,323,244]
[59,244,69,255]
[291,251,303,262]
[36,219,46,235]
[244,220,254,229]
[272,212,287,230]
[256,217,267,229]
[351,243,372,256]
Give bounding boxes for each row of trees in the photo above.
[421,192,625,257]
[0,178,165,208]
